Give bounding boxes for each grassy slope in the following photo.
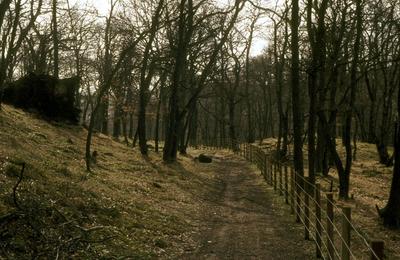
[0,105,213,259]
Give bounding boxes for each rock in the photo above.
[155,238,168,248]
[152,182,162,189]
[91,151,98,164]
[198,154,212,163]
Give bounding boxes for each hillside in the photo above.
[2,105,399,259]
[0,105,215,259]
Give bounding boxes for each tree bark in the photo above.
[379,74,400,227]
[137,0,165,155]
[338,0,363,199]
[113,102,121,139]
[290,0,304,177]
[155,87,162,153]
[52,0,59,78]
[245,16,258,144]
[163,0,192,162]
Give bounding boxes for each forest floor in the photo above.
[0,105,314,259]
[257,138,400,259]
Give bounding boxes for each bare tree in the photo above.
[137,0,165,155]
[290,0,304,178]
[52,0,59,78]
[0,0,43,107]
[163,0,245,162]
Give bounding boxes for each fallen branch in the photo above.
[12,162,25,210]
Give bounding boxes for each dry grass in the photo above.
[0,105,214,259]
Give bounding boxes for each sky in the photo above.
[71,0,269,56]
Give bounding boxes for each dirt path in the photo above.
[183,151,314,259]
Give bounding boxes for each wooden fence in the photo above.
[239,143,385,260]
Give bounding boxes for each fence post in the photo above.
[273,163,277,191]
[304,178,310,240]
[326,192,335,260]
[264,154,268,181]
[341,207,351,260]
[269,161,273,185]
[370,240,384,260]
[279,164,283,195]
[295,172,301,223]
[259,149,262,169]
[315,184,322,258]
[284,165,289,204]
[263,154,266,176]
[290,167,295,214]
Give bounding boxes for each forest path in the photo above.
[183,151,314,259]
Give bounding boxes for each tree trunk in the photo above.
[155,89,162,153]
[365,72,377,143]
[290,0,304,177]
[133,127,139,147]
[228,99,238,151]
[137,0,164,155]
[128,113,134,139]
[122,112,129,145]
[307,0,328,183]
[188,100,198,147]
[163,0,193,162]
[245,17,257,144]
[113,103,121,139]
[52,0,59,78]
[337,0,363,199]
[137,90,148,154]
[379,72,400,227]
[100,99,109,135]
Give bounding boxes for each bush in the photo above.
[3,72,80,123]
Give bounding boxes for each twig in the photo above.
[12,162,25,210]
[75,225,108,232]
